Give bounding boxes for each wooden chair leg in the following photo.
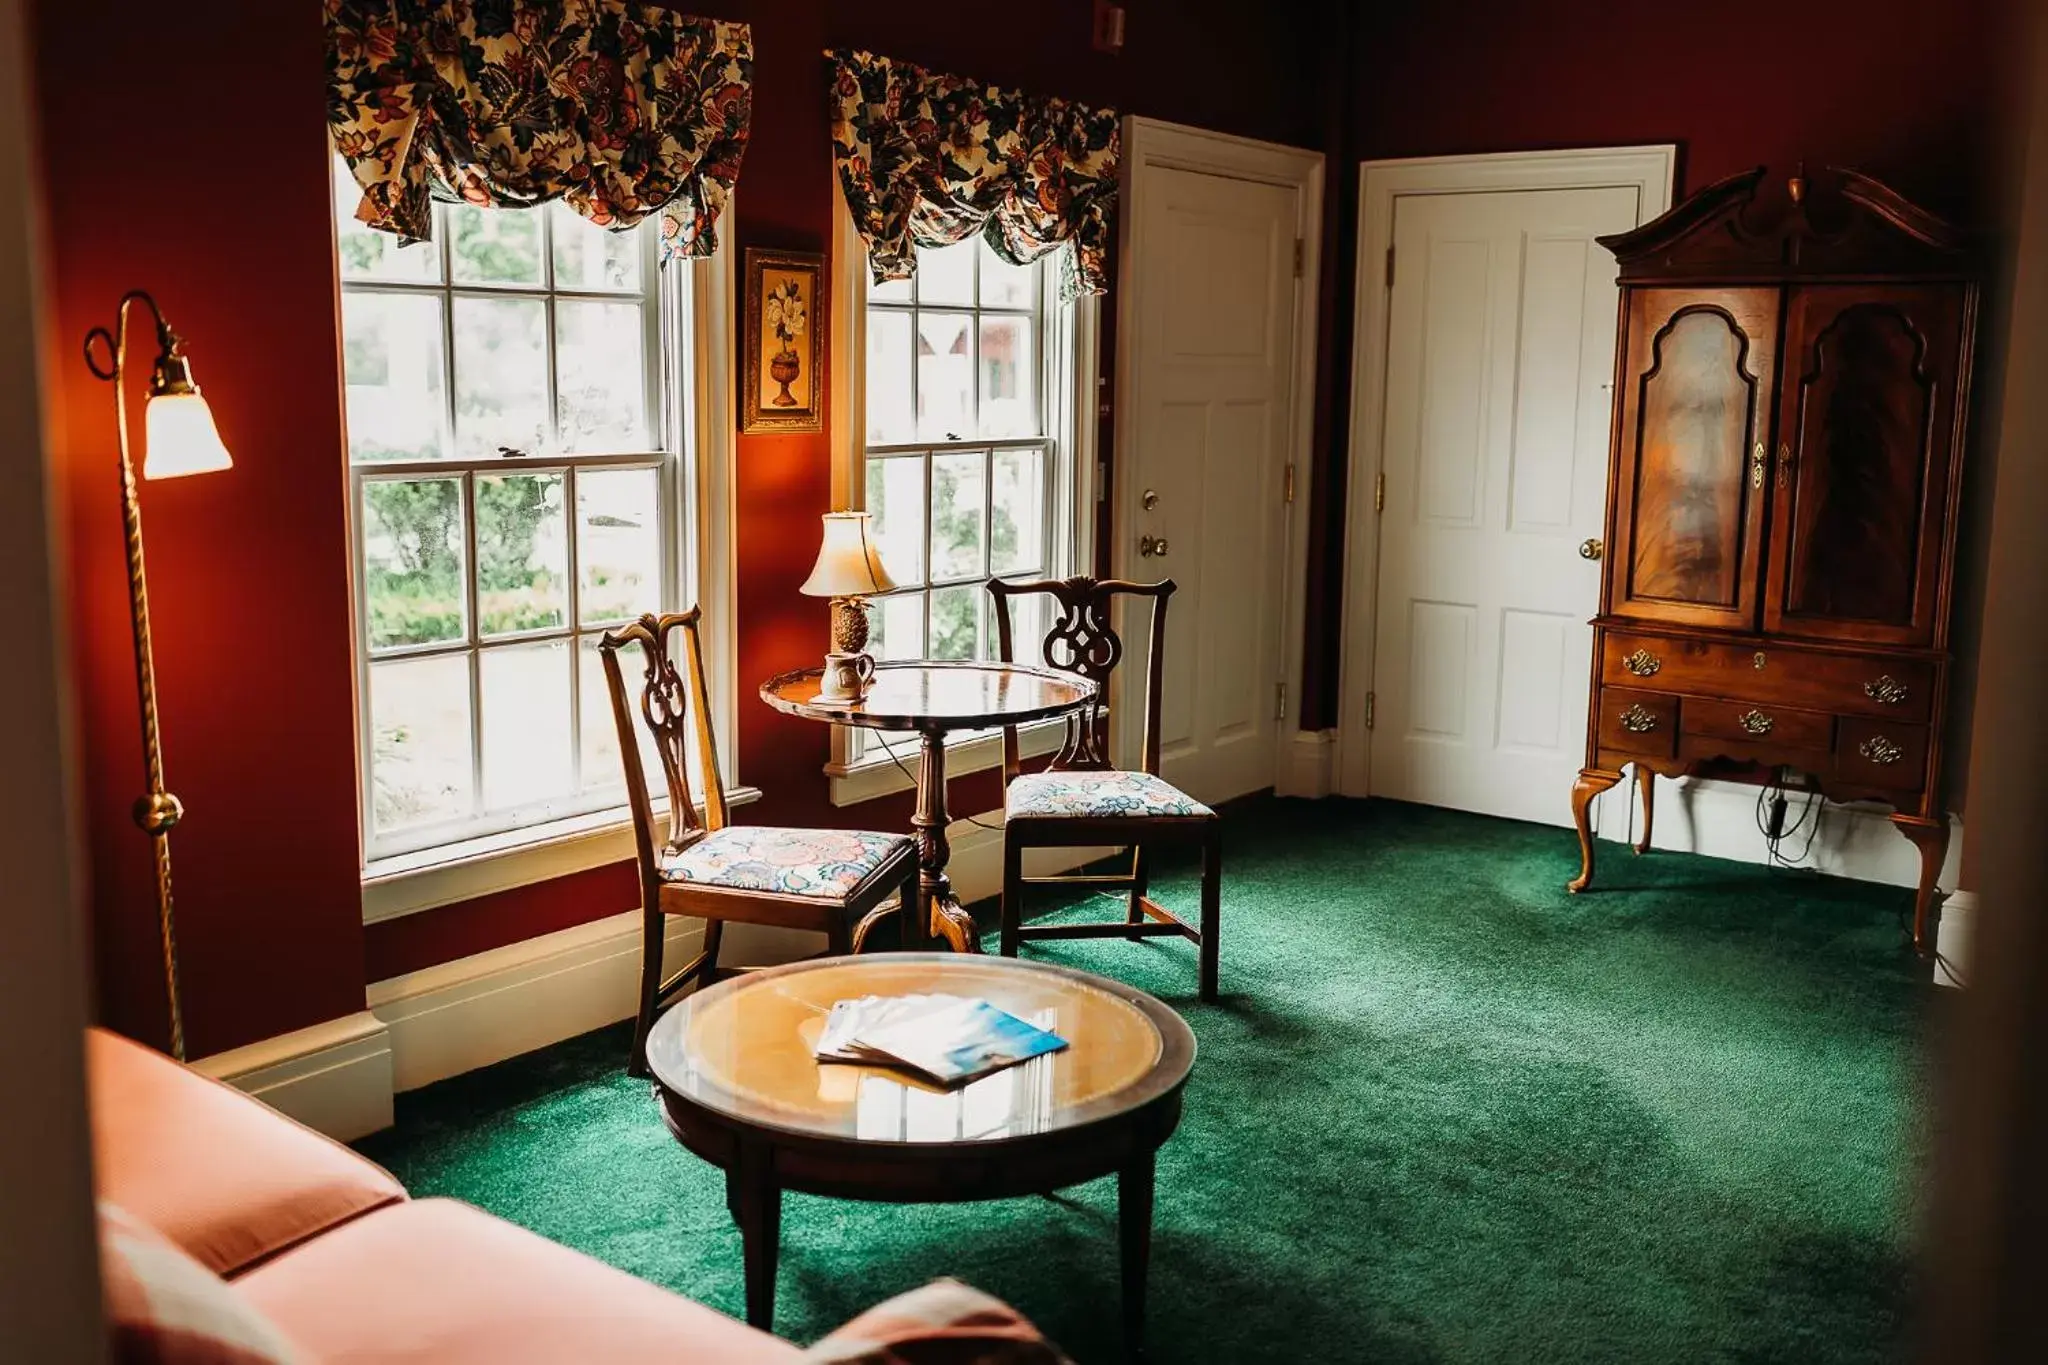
[1198,831,1221,1003]
[826,916,852,957]
[1000,836,1025,958]
[699,918,724,987]
[1126,845,1150,940]
[628,905,665,1077]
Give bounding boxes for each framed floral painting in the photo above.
[741,249,824,433]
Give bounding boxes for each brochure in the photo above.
[813,992,1068,1086]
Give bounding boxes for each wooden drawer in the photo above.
[1682,698,1834,750]
[1597,687,1676,758]
[1601,630,1933,722]
[1835,718,1929,791]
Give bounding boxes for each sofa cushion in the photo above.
[87,1028,406,1278]
[235,1199,802,1363]
[99,1202,305,1365]
[803,1278,1072,1364]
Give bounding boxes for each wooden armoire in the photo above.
[1568,167,1978,951]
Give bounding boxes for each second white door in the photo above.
[1369,184,1644,825]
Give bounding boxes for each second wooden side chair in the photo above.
[599,610,918,1076]
[986,576,1222,1001]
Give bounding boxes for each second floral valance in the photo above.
[326,0,753,264]
[827,49,1120,300]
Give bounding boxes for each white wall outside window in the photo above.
[828,200,1098,803]
[333,158,742,913]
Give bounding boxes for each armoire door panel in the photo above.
[1766,284,1965,646]
[1607,288,1778,631]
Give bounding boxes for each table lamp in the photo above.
[799,511,896,702]
[83,290,235,1060]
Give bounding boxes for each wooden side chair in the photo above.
[986,576,1221,1001]
[600,611,918,1076]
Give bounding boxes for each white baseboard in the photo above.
[1933,889,1975,988]
[1276,729,1338,798]
[1591,776,1963,889]
[193,1011,393,1143]
[193,810,1116,1140]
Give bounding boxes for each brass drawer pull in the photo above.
[1738,709,1773,736]
[1621,648,1661,678]
[1863,675,1909,706]
[1858,735,1906,766]
[1619,704,1659,734]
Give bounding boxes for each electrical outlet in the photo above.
[1092,1,1126,53]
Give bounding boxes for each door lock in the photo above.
[1141,488,1160,510]
[1139,534,1170,558]
[1579,538,1604,561]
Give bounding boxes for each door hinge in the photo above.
[1275,682,1288,722]
[1364,691,1376,730]
[1374,471,1386,514]
[1283,462,1296,504]
[1385,245,1396,288]
[1293,237,1305,278]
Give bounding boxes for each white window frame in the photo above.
[826,194,1099,806]
[339,182,747,923]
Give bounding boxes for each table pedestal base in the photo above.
[912,727,982,954]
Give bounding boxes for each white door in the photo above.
[1369,185,1642,825]
[1121,163,1303,803]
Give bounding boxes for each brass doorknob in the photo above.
[1579,538,1604,561]
[1139,534,1169,558]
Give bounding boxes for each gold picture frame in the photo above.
[741,248,824,434]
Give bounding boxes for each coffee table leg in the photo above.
[1119,1153,1155,1359]
[913,728,982,953]
[732,1147,781,1331]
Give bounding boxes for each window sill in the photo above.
[361,785,764,925]
[826,719,1068,807]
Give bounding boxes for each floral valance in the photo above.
[325,1,752,265]
[827,49,1120,300]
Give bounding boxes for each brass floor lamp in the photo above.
[83,291,233,1060]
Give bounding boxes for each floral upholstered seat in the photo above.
[1005,769,1213,820]
[660,826,912,900]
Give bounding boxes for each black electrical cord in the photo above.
[1754,769,1822,869]
[868,731,1004,831]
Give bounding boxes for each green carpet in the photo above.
[356,798,1936,1363]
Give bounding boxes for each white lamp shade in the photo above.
[142,392,233,480]
[800,511,896,597]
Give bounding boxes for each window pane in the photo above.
[916,312,974,442]
[866,262,912,303]
[928,584,981,661]
[865,456,926,586]
[930,450,986,581]
[480,641,572,810]
[453,296,549,457]
[447,203,544,285]
[361,478,467,649]
[869,593,925,662]
[551,205,641,290]
[341,292,447,462]
[990,590,1047,669]
[475,473,567,636]
[556,300,648,452]
[915,239,975,305]
[990,448,1045,575]
[580,637,649,794]
[370,653,474,832]
[865,309,915,445]
[978,315,1038,437]
[333,158,440,283]
[578,468,661,623]
[978,240,1035,308]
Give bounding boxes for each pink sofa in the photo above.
[88,1026,806,1362]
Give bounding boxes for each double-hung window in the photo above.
[332,158,697,864]
[835,228,1096,793]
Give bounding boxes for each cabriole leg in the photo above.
[1568,767,1625,894]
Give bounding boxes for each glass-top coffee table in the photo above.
[646,953,1196,1352]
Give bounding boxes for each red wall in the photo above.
[31,0,1320,1045]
